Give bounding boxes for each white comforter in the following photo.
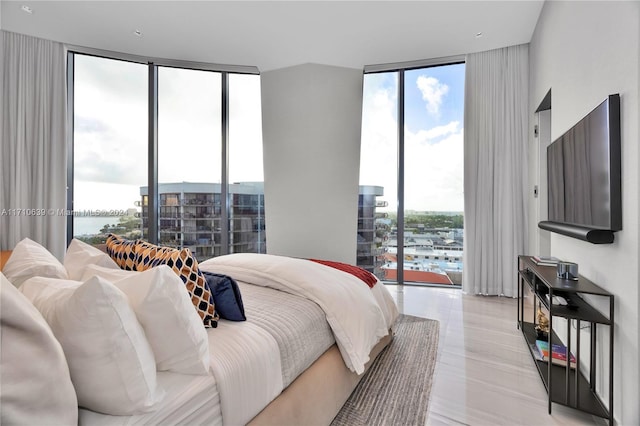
[200,253,399,375]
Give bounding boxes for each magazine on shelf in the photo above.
[532,255,560,266]
[535,340,576,368]
[530,343,544,361]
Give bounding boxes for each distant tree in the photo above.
[384,212,463,229]
[77,235,107,245]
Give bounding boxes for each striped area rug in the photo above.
[332,314,440,426]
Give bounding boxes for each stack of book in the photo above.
[531,340,576,368]
[532,255,560,266]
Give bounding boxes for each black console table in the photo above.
[517,255,614,424]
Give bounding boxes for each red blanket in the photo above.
[308,259,378,288]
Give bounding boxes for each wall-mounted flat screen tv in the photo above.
[539,94,621,244]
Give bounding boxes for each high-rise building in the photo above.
[357,185,386,278]
[141,182,385,269]
[140,182,265,261]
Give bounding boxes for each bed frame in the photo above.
[249,332,393,425]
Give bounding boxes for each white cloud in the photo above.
[404,127,464,212]
[360,76,463,212]
[412,121,460,144]
[416,75,449,116]
[360,74,399,213]
[73,56,263,210]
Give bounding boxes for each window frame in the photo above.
[362,55,465,285]
[66,46,260,257]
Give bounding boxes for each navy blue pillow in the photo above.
[202,271,246,321]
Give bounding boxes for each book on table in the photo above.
[535,340,576,368]
[532,255,560,266]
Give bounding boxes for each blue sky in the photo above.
[405,63,465,136]
[73,53,464,214]
[360,63,465,213]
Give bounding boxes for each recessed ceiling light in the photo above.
[133,30,143,37]
[475,32,483,39]
[21,5,33,14]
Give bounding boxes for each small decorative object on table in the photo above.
[557,261,579,280]
[535,307,549,339]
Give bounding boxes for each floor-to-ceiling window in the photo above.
[359,60,465,286]
[228,74,265,255]
[71,54,147,245]
[358,72,398,279]
[69,51,265,261]
[157,67,222,260]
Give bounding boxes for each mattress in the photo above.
[78,372,221,426]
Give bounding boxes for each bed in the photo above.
[1,241,398,426]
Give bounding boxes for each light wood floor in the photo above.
[384,285,606,426]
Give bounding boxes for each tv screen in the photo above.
[546,94,621,231]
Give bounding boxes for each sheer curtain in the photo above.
[463,44,529,297]
[0,31,67,260]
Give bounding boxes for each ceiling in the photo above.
[1,1,545,71]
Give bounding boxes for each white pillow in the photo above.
[64,238,119,280]
[20,275,164,415]
[2,238,68,287]
[81,264,210,375]
[0,272,78,424]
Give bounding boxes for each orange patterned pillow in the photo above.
[135,241,218,328]
[105,234,138,271]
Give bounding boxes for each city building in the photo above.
[142,182,386,269]
[357,185,386,277]
[140,182,265,260]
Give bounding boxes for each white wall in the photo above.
[528,107,551,256]
[261,63,363,263]
[529,2,639,424]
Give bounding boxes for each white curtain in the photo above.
[463,44,529,297]
[0,31,67,260]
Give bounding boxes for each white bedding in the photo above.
[79,372,221,426]
[200,253,399,375]
[81,253,398,426]
[79,319,282,426]
[238,282,335,387]
[207,320,283,426]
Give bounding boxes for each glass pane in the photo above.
[73,54,147,246]
[156,67,222,261]
[229,74,266,254]
[403,63,465,285]
[359,72,398,280]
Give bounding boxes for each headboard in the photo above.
[1,251,12,271]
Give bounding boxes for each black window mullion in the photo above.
[148,64,159,244]
[220,72,230,254]
[397,70,405,285]
[65,52,75,247]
